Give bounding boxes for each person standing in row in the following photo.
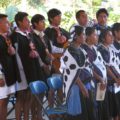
[98,28,120,120]
[45,8,70,107]
[0,14,18,120]
[94,8,110,38]
[30,14,53,120]
[10,12,44,120]
[69,10,88,39]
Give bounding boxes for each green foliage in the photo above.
[28,0,44,8]
[1,0,120,30]
[109,12,120,25]
[92,0,102,6]
[61,11,75,31]
[0,0,20,8]
[0,0,10,8]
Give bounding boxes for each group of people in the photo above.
[0,7,119,120]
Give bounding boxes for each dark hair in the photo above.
[96,8,109,18]
[99,28,111,43]
[85,27,95,36]
[15,12,28,27]
[76,10,85,19]
[72,26,84,41]
[47,8,61,23]
[31,14,45,29]
[0,14,7,20]
[112,23,120,36]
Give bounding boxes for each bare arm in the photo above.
[107,66,120,85]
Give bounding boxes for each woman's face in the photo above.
[104,31,113,45]
[77,32,85,45]
[89,30,98,45]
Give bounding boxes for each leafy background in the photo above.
[0,0,120,30]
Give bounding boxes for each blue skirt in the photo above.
[67,84,82,116]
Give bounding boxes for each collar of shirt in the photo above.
[15,28,30,36]
[33,29,44,38]
[96,24,108,29]
[49,25,60,29]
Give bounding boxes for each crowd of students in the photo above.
[0,7,119,120]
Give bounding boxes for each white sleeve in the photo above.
[59,56,66,73]
[50,41,64,53]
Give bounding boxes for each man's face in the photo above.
[51,14,61,26]
[35,20,45,31]
[77,12,88,27]
[19,16,30,30]
[0,17,10,33]
[97,12,108,26]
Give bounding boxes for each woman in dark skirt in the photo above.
[79,67,96,120]
[112,23,120,120]
[82,27,109,120]
[61,26,95,120]
[98,27,120,120]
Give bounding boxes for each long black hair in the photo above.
[71,26,84,41]
[99,28,111,43]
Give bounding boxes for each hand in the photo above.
[29,50,39,58]
[0,79,5,87]
[8,46,16,55]
[81,86,89,98]
[100,82,106,90]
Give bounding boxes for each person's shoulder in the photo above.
[60,27,68,33]
[94,24,100,29]
[0,35,4,39]
[45,27,53,32]
[45,27,50,30]
[97,44,103,50]
[0,35,5,43]
[69,24,79,32]
[81,44,89,50]
[10,31,18,39]
[45,27,55,35]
